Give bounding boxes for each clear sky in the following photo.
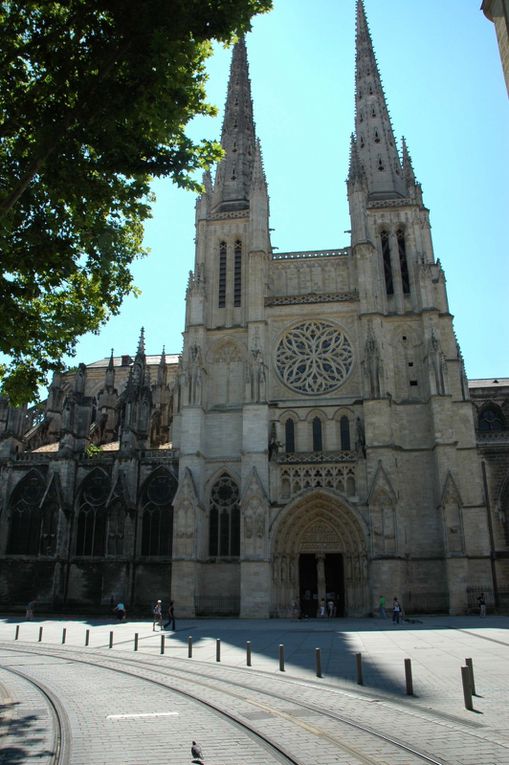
[67,0,509,381]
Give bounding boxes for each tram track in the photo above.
[0,660,71,765]
[0,641,452,764]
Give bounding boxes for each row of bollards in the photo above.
[10,625,478,709]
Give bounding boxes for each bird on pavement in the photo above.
[191,740,205,763]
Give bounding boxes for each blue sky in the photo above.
[68,0,508,380]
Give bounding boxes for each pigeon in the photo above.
[191,740,205,763]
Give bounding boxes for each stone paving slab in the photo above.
[1,613,508,761]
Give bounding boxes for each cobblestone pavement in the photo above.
[1,613,508,764]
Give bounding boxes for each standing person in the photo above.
[392,597,401,624]
[318,598,326,617]
[25,600,36,620]
[152,599,163,630]
[164,601,175,631]
[327,598,335,618]
[478,592,487,617]
[378,594,386,619]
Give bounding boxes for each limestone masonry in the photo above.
[1,2,508,617]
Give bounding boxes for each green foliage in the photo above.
[85,443,103,457]
[0,0,272,405]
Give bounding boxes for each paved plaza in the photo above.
[1,612,508,763]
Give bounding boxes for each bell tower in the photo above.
[172,37,273,617]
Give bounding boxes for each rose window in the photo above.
[275,321,353,394]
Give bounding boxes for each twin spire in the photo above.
[212,37,258,213]
[352,0,408,199]
[213,2,418,212]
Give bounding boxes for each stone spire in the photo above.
[212,36,256,213]
[354,0,405,199]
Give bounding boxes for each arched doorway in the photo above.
[271,490,369,617]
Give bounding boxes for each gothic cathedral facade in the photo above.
[1,2,508,616]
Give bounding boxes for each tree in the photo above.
[0,0,272,404]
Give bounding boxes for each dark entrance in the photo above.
[299,553,318,617]
[325,553,344,617]
[299,552,344,617]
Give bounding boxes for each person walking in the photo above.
[25,600,36,620]
[378,594,386,619]
[478,592,487,617]
[152,600,163,630]
[392,596,402,624]
[164,601,175,631]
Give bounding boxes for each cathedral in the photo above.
[1,2,508,618]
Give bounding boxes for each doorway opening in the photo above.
[298,552,344,617]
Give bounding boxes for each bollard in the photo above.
[461,666,473,711]
[355,652,363,685]
[465,658,476,696]
[315,647,322,678]
[216,638,221,662]
[62,628,66,645]
[188,636,192,658]
[134,633,139,651]
[246,640,252,667]
[160,634,165,655]
[109,631,113,649]
[404,658,413,695]
[15,625,19,640]
[279,643,285,672]
[85,629,90,647]
[38,626,43,642]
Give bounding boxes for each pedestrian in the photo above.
[327,598,335,618]
[378,594,386,619]
[113,601,126,621]
[478,592,487,617]
[392,596,401,624]
[25,600,36,620]
[319,598,326,617]
[164,601,175,631]
[152,599,163,630]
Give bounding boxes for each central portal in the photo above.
[299,552,344,617]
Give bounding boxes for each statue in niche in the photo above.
[364,321,382,399]
[429,330,446,395]
[188,344,203,405]
[355,417,366,457]
[268,422,281,461]
[249,347,266,402]
[255,506,265,538]
[244,503,254,539]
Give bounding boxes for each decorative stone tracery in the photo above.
[275,321,353,395]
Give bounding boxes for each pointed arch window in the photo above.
[285,418,295,453]
[209,474,240,558]
[340,416,351,451]
[7,470,50,555]
[312,417,323,452]
[234,239,242,307]
[141,469,176,557]
[380,230,394,295]
[76,470,109,556]
[374,129,380,143]
[218,241,227,308]
[397,229,411,294]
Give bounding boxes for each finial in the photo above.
[137,327,145,355]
